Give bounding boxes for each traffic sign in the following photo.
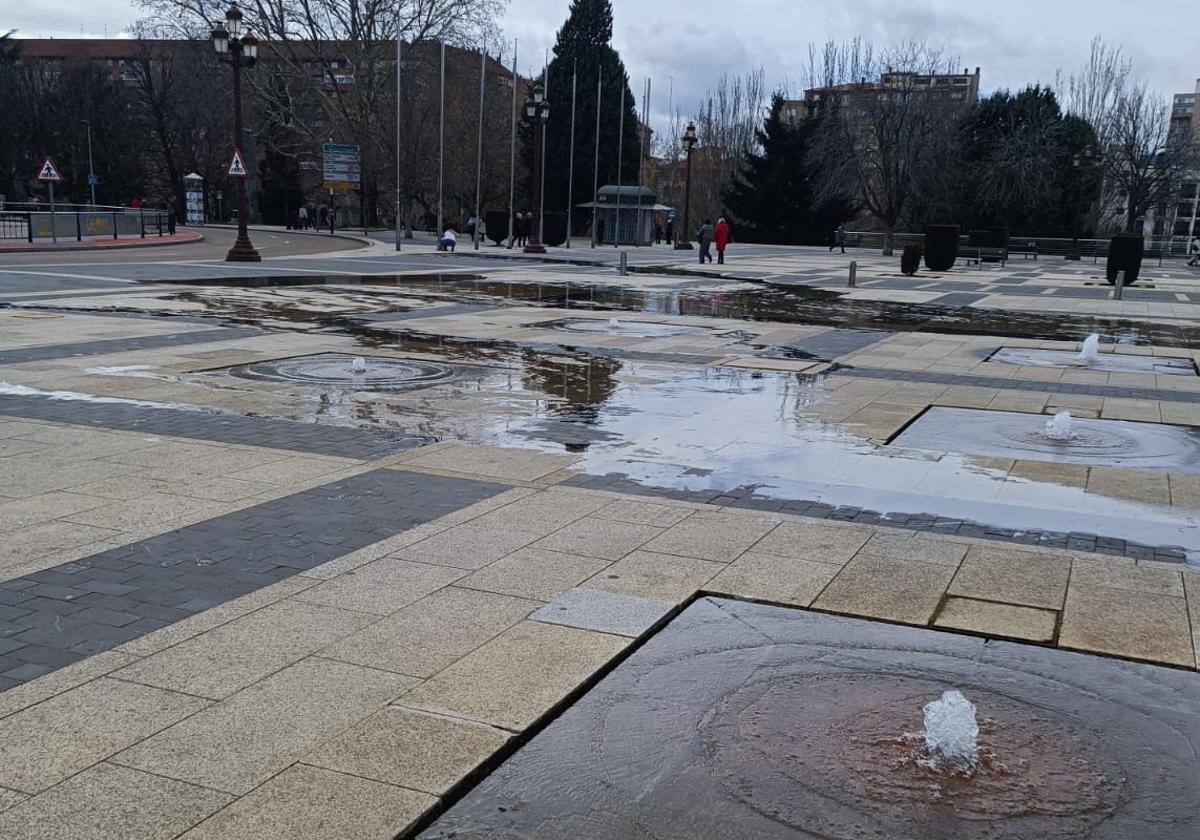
[37,157,62,182]
[87,173,98,186]
[227,148,248,179]
[322,143,361,190]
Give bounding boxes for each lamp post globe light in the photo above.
[212,3,261,262]
[674,121,697,250]
[1068,146,1099,261]
[523,83,550,254]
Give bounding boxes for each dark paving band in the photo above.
[0,327,262,365]
[837,366,1200,403]
[0,393,423,459]
[564,473,1188,565]
[0,469,506,693]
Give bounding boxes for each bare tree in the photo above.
[806,39,961,254]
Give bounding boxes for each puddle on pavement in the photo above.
[989,347,1197,375]
[419,598,1200,840]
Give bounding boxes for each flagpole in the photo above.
[394,15,402,251]
[635,77,648,246]
[539,49,548,242]
[437,41,445,239]
[507,39,517,248]
[591,73,601,248]
[565,58,577,249]
[473,46,486,250]
[614,84,625,247]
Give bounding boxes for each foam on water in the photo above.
[1043,410,1074,441]
[920,690,980,772]
[1079,334,1101,364]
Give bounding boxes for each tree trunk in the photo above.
[883,226,895,256]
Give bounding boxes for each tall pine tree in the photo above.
[541,0,642,231]
[724,94,854,244]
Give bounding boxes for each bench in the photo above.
[963,246,1008,267]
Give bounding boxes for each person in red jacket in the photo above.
[714,217,730,264]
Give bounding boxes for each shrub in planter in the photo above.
[924,224,960,272]
[1106,233,1144,286]
[968,229,991,247]
[484,210,509,245]
[901,244,922,276]
[541,212,568,247]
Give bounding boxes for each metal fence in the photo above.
[0,203,173,244]
[845,231,1193,260]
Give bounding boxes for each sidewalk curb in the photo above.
[0,231,204,254]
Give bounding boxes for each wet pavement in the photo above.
[419,597,1200,840]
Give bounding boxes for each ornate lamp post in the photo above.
[674,121,697,249]
[212,3,261,262]
[523,83,551,254]
[1068,146,1099,261]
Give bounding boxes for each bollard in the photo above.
[1112,270,1125,300]
[848,260,857,287]
[619,251,628,276]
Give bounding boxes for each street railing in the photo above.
[0,204,173,243]
[845,231,1193,261]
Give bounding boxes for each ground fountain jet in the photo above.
[608,317,620,329]
[1043,410,1074,441]
[350,356,368,374]
[1077,334,1100,365]
[919,690,979,773]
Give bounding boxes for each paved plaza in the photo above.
[0,236,1198,838]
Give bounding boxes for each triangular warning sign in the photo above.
[227,149,248,178]
[37,157,62,182]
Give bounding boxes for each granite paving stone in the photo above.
[293,557,465,615]
[529,587,674,637]
[642,511,777,563]
[934,596,1058,643]
[583,550,725,602]
[458,548,611,601]
[533,516,664,561]
[813,554,958,625]
[947,546,1072,610]
[1059,583,1195,667]
[708,552,844,607]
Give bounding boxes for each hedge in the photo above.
[924,225,960,272]
[901,243,922,276]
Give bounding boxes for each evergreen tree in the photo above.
[724,94,854,244]
[540,0,642,230]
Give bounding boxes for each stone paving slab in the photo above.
[0,327,262,365]
[0,469,505,691]
[0,392,426,459]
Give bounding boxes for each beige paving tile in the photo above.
[0,519,121,568]
[0,491,110,529]
[402,443,576,482]
[813,554,956,625]
[293,556,464,615]
[227,456,356,486]
[749,521,872,564]
[458,547,610,601]
[593,498,695,528]
[320,586,538,678]
[583,550,724,602]
[934,596,1057,643]
[113,601,377,700]
[400,621,627,731]
[177,763,435,840]
[1008,460,1090,488]
[113,658,416,795]
[947,546,1071,610]
[1169,474,1200,510]
[306,706,509,796]
[466,491,610,535]
[0,677,209,794]
[0,762,232,840]
[853,531,968,567]
[533,516,663,561]
[708,552,842,607]
[641,511,776,563]
[1070,556,1184,597]
[0,650,137,721]
[1086,467,1171,505]
[115,577,319,658]
[64,493,230,532]
[394,521,540,569]
[1186,574,1200,670]
[1059,583,1194,667]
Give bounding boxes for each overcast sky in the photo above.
[9,0,1198,128]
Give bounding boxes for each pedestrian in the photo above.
[830,223,846,253]
[318,205,329,230]
[166,198,177,235]
[437,228,458,251]
[697,219,714,264]
[715,217,730,264]
[516,212,528,247]
[1189,236,1200,267]
[466,213,477,241]
[298,205,308,230]
[665,216,675,246]
[596,218,606,246]
[654,221,663,245]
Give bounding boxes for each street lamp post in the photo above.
[212,3,261,262]
[81,120,96,207]
[674,122,697,250]
[523,83,550,254]
[1068,147,1098,261]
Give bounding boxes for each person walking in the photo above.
[654,221,663,245]
[1188,236,1200,267]
[715,218,730,264]
[697,219,714,264]
[516,212,528,248]
[298,205,308,230]
[665,216,675,246]
[829,223,846,253]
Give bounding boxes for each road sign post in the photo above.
[323,143,361,234]
[36,157,63,243]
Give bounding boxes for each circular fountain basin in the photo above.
[420,598,1200,840]
[546,318,704,338]
[223,353,462,391]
